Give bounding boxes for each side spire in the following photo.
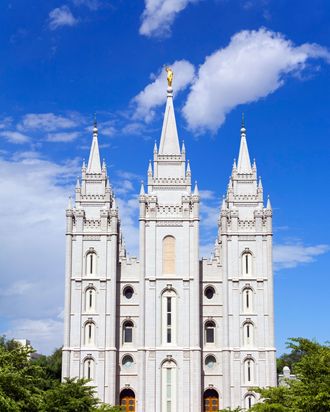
[158,68,180,155]
[87,118,102,173]
[237,114,252,173]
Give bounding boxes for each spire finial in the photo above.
[68,195,72,209]
[140,180,145,195]
[93,113,97,129]
[241,112,245,127]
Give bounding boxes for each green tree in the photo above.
[251,338,330,412]
[33,347,62,383]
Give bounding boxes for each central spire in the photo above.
[87,118,102,173]
[158,68,180,155]
[237,114,252,173]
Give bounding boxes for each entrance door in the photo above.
[204,389,219,412]
[120,389,135,412]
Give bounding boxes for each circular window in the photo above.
[123,286,134,299]
[122,354,134,368]
[205,355,216,369]
[204,286,215,300]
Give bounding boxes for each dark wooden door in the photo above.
[120,395,135,412]
[204,395,219,411]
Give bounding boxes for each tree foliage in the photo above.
[0,337,122,411]
[251,338,330,412]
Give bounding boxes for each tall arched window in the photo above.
[205,321,216,344]
[242,251,252,276]
[243,288,253,313]
[163,236,176,275]
[83,357,95,380]
[86,250,97,276]
[84,321,95,346]
[244,358,255,384]
[243,322,254,347]
[161,360,177,412]
[245,393,256,409]
[123,320,134,344]
[162,289,177,345]
[85,287,96,312]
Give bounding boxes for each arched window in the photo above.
[123,320,133,344]
[205,321,216,344]
[243,322,254,347]
[161,360,177,412]
[243,288,253,313]
[162,289,177,345]
[86,250,97,276]
[85,287,96,312]
[245,393,256,409]
[122,354,134,369]
[242,251,252,276]
[163,236,176,274]
[84,321,95,346]
[205,355,217,369]
[83,357,95,380]
[244,358,255,384]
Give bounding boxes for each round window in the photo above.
[123,286,134,299]
[204,286,215,300]
[205,355,216,369]
[122,355,134,368]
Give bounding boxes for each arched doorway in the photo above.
[204,388,219,412]
[120,388,135,412]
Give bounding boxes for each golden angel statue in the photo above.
[165,67,173,87]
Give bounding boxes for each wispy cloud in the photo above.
[273,242,330,270]
[140,0,200,38]
[47,131,80,142]
[0,152,79,353]
[48,6,78,31]
[0,131,30,144]
[182,28,330,133]
[19,113,79,132]
[132,60,195,122]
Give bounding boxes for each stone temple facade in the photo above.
[62,83,277,411]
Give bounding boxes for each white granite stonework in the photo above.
[62,86,276,411]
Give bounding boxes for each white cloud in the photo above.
[140,0,199,38]
[4,318,63,354]
[0,131,30,144]
[47,131,80,142]
[72,0,102,10]
[19,113,79,132]
[0,281,34,297]
[183,28,330,133]
[273,243,330,270]
[48,6,78,31]
[0,153,78,353]
[133,60,195,122]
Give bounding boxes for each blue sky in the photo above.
[0,0,329,355]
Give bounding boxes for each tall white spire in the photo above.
[158,77,180,155]
[87,119,102,173]
[237,114,252,174]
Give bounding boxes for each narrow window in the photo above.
[242,251,252,276]
[247,360,251,381]
[162,361,176,412]
[167,297,172,343]
[244,359,254,383]
[85,322,95,346]
[248,397,252,408]
[123,321,133,344]
[205,321,215,344]
[243,288,253,313]
[84,358,94,380]
[162,290,176,345]
[86,251,97,276]
[85,288,96,312]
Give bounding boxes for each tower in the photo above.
[208,120,276,408]
[62,121,122,404]
[138,82,201,411]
